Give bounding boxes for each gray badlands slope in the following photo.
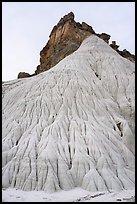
[2,35,135,193]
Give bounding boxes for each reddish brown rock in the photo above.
[35,12,95,74]
[97,33,111,44]
[18,72,30,79]
[17,12,135,78]
[110,41,135,62]
[118,49,135,62]
[110,41,119,50]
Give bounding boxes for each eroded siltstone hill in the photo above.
[3,34,135,192]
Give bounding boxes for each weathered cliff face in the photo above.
[17,12,135,78]
[35,12,95,74]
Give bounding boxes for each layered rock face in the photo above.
[17,12,135,78]
[3,35,135,193]
[35,12,95,74]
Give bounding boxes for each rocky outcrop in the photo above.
[17,12,135,78]
[18,72,31,79]
[97,33,111,44]
[118,49,135,62]
[35,12,95,74]
[110,41,135,62]
[110,41,119,50]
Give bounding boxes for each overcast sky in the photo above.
[2,2,135,81]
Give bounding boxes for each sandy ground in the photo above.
[2,187,135,202]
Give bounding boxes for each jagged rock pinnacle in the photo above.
[35,12,95,75]
[17,12,135,78]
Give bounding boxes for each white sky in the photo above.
[2,2,135,81]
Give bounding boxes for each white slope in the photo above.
[2,35,135,193]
